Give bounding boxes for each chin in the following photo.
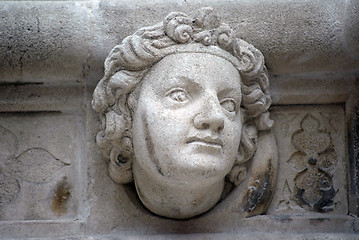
[160,155,234,186]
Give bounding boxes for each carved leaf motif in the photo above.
[292,114,330,154]
[317,150,337,170]
[10,148,69,183]
[276,181,293,211]
[0,126,18,162]
[294,167,334,211]
[288,152,307,171]
[0,166,20,206]
[288,113,338,213]
[320,112,339,132]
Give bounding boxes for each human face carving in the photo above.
[132,53,242,187]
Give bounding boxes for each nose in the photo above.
[193,98,225,133]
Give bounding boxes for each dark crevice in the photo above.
[0,111,61,115]
[270,102,345,109]
[0,82,44,87]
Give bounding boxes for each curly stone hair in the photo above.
[92,7,273,185]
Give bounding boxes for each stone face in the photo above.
[0,0,358,239]
[132,53,243,218]
[92,7,278,219]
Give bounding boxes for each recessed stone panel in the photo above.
[0,113,83,221]
[268,105,348,215]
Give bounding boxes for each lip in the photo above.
[186,136,223,149]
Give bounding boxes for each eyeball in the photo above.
[220,98,236,112]
[166,88,191,103]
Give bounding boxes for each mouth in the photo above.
[186,136,223,149]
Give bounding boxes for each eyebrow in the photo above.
[175,75,203,90]
[218,87,241,96]
[218,87,242,103]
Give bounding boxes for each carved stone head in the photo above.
[92,8,277,219]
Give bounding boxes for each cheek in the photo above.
[223,119,242,151]
[142,101,191,140]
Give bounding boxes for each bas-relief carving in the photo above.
[290,114,337,212]
[0,126,68,216]
[0,125,70,218]
[0,126,20,207]
[269,106,348,215]
[0,115,79,220]
[92,7,278,219]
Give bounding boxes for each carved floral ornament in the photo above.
[0,126,69,209]
[289,114,337,212]
[92,7,278,219]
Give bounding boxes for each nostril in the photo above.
[193,112,224,132]
[193,115,208,129]
[202,123,210,129]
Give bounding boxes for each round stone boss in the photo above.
[92,7,278,219]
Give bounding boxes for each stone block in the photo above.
[92,0,359,75]
[0,113,83,221]
[344,0,359,61]
[1,0,359,87]
[0,1,358,239]
[269,104,348,215]
[0,83,83,112]
[0,1,92,84]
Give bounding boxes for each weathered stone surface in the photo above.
[269,105,347,215]
[79,232,359,240]
[93,0,359,76]
[1,0,358,87]
[269,74,358,105]
[347,96,359,216]
[0,1,92,84]
[0,84,83,113]
[344,0,359,61]
[0,0,358,239]
[0,113,82,221]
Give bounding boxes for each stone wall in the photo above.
[0,0,358,239]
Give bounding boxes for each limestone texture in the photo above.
[0,0,358,239]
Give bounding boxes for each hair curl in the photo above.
[92,7,273,185]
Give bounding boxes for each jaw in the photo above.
[133,158,225,219]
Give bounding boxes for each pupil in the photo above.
[177,92,185,101]
[222,101,234,112]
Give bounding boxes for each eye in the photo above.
[220,98,236,112]
[166,88,190,103]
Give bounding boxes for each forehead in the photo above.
[143,53,241,89]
